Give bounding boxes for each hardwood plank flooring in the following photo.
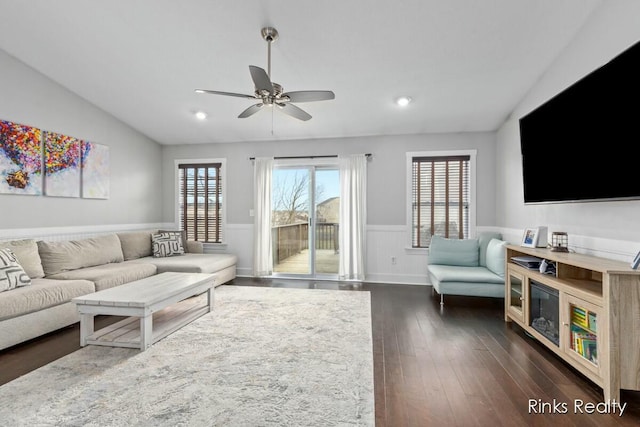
[1,278,639,426]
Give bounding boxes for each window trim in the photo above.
[405,150,477,249]
[174,158,227,245]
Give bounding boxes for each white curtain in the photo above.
[338,154,367,281]
[253,157,273,277]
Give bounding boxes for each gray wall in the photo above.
[496,0,640,245]
[161,132,497,227]
[0,49,162,229]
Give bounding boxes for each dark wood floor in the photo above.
[1,278,639,426]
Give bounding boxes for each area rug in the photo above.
[0,286,374,426]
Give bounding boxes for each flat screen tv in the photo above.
[519,39,640,204]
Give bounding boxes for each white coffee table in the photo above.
[72,272,216,351]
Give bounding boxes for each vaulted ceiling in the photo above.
[0,0,602,145]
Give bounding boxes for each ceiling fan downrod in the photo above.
[261,27,278,80]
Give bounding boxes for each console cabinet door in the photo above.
[507,270,527,324]
[561,293,603,378]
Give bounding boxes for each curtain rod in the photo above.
[249,153,371,160]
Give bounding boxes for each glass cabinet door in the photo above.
[507,271,526,323]
[562,293,602,376]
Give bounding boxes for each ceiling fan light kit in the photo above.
[195,27,335,121]
[396,96,412,107]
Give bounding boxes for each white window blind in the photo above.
[178,163,223,243]
[411,155,470,248]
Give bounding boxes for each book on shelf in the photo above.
[510,255,543,269]
[571,325,597,363]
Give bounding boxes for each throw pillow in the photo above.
[478,232,502,267]
[0,248,31,292]
[486,238,507,278]
[152,233,185,258]
[158,229,189,253]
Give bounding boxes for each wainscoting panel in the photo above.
[365,225,428,285]
[0,223,173,242]
[210,224,253,277]
[3,224,635,284]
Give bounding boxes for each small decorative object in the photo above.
[631,250,640,270]
[521,227,547,248]
[551,232,569,252]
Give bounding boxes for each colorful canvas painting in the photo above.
[81,141,109,199]
[0,119,43,195]
[44,131,81,198]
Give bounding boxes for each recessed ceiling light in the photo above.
[195,111,208,120]
[396,96,412,107]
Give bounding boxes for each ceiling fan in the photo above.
[195,27,335,121]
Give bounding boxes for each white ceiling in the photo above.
[0,0,602,145]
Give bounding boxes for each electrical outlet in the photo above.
[391,256,397,265]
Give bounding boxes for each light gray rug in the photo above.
[0,286,374,426]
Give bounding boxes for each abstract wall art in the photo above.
[81,141,110,199]
[44,131,81,198]
[0,119,43,195]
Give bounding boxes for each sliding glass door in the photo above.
[272,165,339,277]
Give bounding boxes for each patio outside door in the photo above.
[272,165,339,277]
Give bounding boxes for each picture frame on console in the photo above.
[521,228,540,248]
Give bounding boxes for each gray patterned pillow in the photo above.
[0,248,31,292]
[151,233,185,258]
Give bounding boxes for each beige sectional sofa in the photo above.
[0,231,237,350]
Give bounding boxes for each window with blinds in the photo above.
[411,155,470,248]
[178,163,223,243]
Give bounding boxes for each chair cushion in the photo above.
[428,236,479,267]
[0,239,45,279]
[427,265,504,284]
[117,231,154,260]
[38,235,124,276]
[485,238,507,278]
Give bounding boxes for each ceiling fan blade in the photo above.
[282,90,335,103]
[238,103,264,118]
[276,102,312,121]
[249,65,273,94]
[195,89,255,99]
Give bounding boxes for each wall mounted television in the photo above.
[519,39,640,204]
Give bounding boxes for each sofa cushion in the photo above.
[132,253,238,274]
[152,232,185,258]
[0,248,31,291]
[117,231,153,260]
[46,261,157,292]
[478,232,502,267]
[428,265,504,284]
[38,234,124,276]
[0,239,45,279]
[485,238,507,278]
[0,277,94,321]
[428,236,479,267]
